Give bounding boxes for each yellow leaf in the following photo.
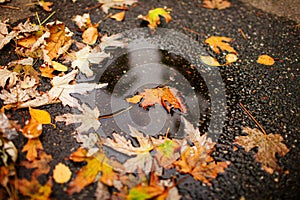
[16,177,52,200]
[257,54,275,66]
[53,163,72,184]
[82,26,98,45]
[225,53,238,64]
[200,55,221,66]
[205,36,237,54]
[39,64,55,78]
[52,61,68,72]
[138,8,172,30]
[110,11,126,21]
[29,107,52,125]
[22,118,43,139]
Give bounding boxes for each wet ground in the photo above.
[1,0,300,199]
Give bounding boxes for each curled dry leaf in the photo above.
[203,0,231,10]
[234,127,289,173]
[53,163,72,184]
[257,54,275,66]
[138,7,172,30]
[0,69,18,88]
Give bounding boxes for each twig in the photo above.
[239,102,267,135]
[238,28,247,40]
[0,5,20,10]
[98,106,132,120]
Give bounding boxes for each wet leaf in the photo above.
[234,127,289,173]
[20,151,52,177]
[154,139,181,169]
[21,138,43,161]
[205,36,237,54]
[99,33,126,51]
[200,55,221,66]
[138,7,172,29]
[98,0,137,14]
[110,11,126,21]
[71,46,110,77]
[203,0,231,10]
[126,86,187,113]
[16,177,52,200]
[257,54,275,66]
[55,103,101,134]
[53,163,72,184]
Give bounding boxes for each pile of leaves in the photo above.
[0,0,290,199]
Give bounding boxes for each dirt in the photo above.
[0,0,300,200]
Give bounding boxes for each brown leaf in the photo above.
[110,11,126,21]
[203,0,231,10]
[21,138,43,161]
[234,127,290,173]
[82,26,99,45]
[38,1,53,12]
[20,151,52,177]
[126,86,187,113]
[205,36,237,54]
[154,139,181,169]
[16,177,52,200]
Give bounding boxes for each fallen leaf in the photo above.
[82,26,99,45]
[29,107,52,125]
[21,138,43,161]
[205,36,237,54]
[16,177,52,200]
[51,61,68,72]
[0,69,18,88]
[110,11,125,21]
[53,163,72,184]
[48,70,107,108]
[99,33,126,51]
[203,0,231,10]
[126,86,187,113]
[234,127,289,173]
[257,54,275,66]
[71,46,110,77]
[0,112,18,140]
[20,151,52,177]
[138,7,172,29]
[95,181,110,200]
[98,0,137,14]
[225,53,238,64]
[75,132,99,156]
[39,64,56,78]
[154,139,181,169]
[38,0,53,12]
[55,103,101,134]
[200,55,221,66]
[72,13,91,30]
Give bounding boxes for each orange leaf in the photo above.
[29,107,52,125]
[38,1,53,12]
[22,138,43,161]
[203,0,231,10]
[126,86,186,113]
[257,54,275,66]
[16,177,52,200]
[22,118,43,139]
[39,64,55,78]
[110,11,126,21]
[82,26,99,45]
[205,36,237,54]
[20,151,52,177]
[53,163,72,184]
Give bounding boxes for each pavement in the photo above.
[0,0,299,200]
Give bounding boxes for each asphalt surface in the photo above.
[0,0,299,199]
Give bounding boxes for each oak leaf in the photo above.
[205,36,237,54]
[257,54,275,66]
[21,138,43,161]
[126,86,187,113]
[138,8,172,30]
[71,46,110,77]
[53,163,72,184]
[98,0,137,14]
[234,127,289,173]
[20,151,52,177]
[55,103,101,134]
[203,0,231,10]
[16,177,52,200]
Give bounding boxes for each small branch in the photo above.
[98,106,132,120]
[238,28,247,40]
[239,102,267,135]
[0,5,20,10]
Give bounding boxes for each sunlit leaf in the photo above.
[257,54,275,66]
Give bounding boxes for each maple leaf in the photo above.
[71,46,110,77]
[38,0,53,12]
[55,103,101,134]
[138,7,172,30]
[126,86,187,113]
[0,69,18,88]
[76,132,99,156]
[20,151,52,177]
[234,127,289,173]
[257,54,275,66]
[21,138,43,161]
[98,0,138,14]
[99,33,126,51]
[154,139,181,169]
[16,177,52,200]
[67,147,123,194]
[205,36,237,54]
[203,0,231,10]
[53,163,72,184]
[48,69,107,108]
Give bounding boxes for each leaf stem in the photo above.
[239,102,267,135]
[97,106,132,120]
